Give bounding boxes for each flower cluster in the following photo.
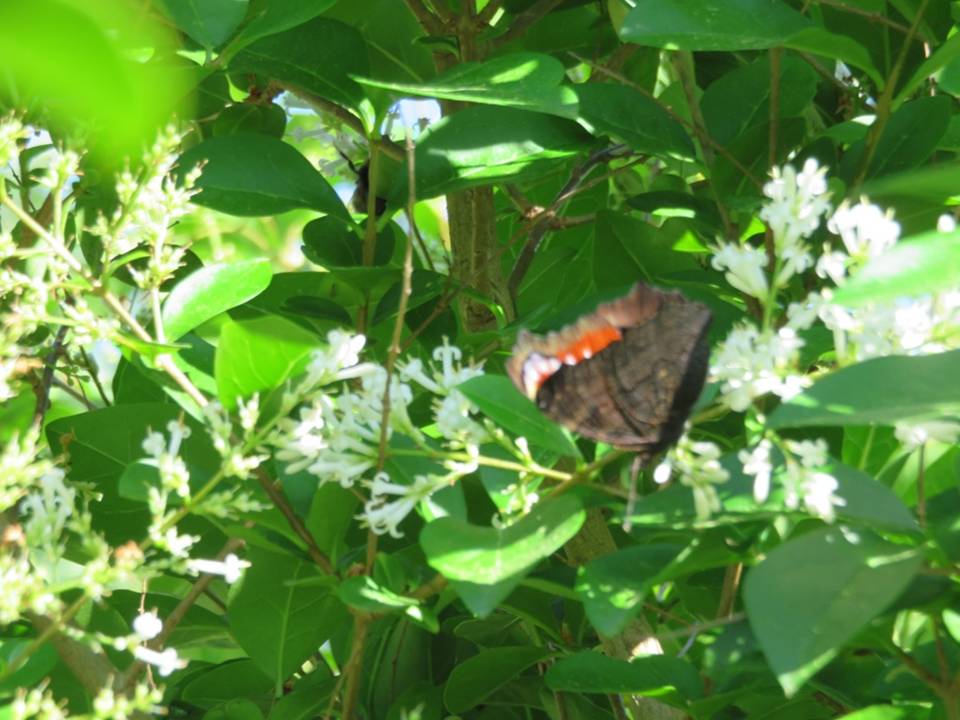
[91,125,201,285]
[654,435,730,521]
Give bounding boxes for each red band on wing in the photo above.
[556,326,622,364]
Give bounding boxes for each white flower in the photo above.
[133,646,184,677]
[656,436,729,520]
[710,325,808,411]
[815,248,848,285]
[20,467,76,545]
[894,420,960,450]
[400,339,484,394]
[158,528,196,558]
[133,611,163,641]
[937,214,957,233]
[739,439,774,503]
[711,243,769,299]
[301,330,372,390]
[785,438,828,468]
[827,199,899,263]
[775,243,814,287]
[187,553,250,584]
[760,158,831,250]
[361,472,444,537]
[0,116,27,167]
[238,394,260,433]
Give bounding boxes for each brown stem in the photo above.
[492,0,564,47]
[405,0,447,35]
[338,613,372,720]
[476,0,504,26]
[32,326,69,429]
[254,468,334,574]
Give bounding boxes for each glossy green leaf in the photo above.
[701,55,818,145]
[0,0,187,161]
[546,652,702,699]
[158,0,247,49]
[180,659,273,709]
[443,646,553,713]
[458,375,580,457]
[744,527,922,695]
[399,106,592,202]
[357,52,578,118]
[785,28,881,87]
[832,230,960,307]
[0,640,58,694]
[230,17,372,129]
[835,708,916,720]
[178,134,350,218]
[228,548,348,682]
[575,545,684,636]
[214,315,316,409]
[843,96,951,180]
[620,0,811,50]
[228,0,338,51]
[769,350,960,428]
[420,494,585,585]
[338,576,438,632]
[162,259,272,342]
[575,83,694,158]
[201,699,264,720]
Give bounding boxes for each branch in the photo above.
[493,0,565,47]
[405,0,447,36]
[32,326,69,429]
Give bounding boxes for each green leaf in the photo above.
[835,708,917,720]
[442,646,553,714]
[785,28,882,87]
[357,53,578,118]
[228,548,348,682]
[420,494,586,585]
[162,258,272,342]
[338,576,438,632]
[158,0,247,49]
[744,527,922,695]
[0,640,58,694]
[574,83,695,158]
[832,230,960,307]
[863,160,960,200]
[180,659,273,709]
[178,134,350,218]
[575,545,684,636]
[215,315,316,409]
[0,0,188,161]
[305,483,359,563]
[545,652,702,700]
[228,0,338,51]
[201,699,264,720]
[230,17,372,129]
[701,55,818,146]
[769,350,960,428]
[458,375,580,457]
[620,0,811,50]
[301,216,393,269]
[399,106,592,202]
[842,96,951,180]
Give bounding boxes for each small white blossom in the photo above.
[711,325,808,411]
[20,468,76,546]
[361,472,445,537]
[894,420,960,450]
[739,439,774,503]
[187,553,250,584]
[711,243,769,299]
[133,646,184,677]
[785,438,828,468]
[827,199,899,263]
[656,436,729,520]
[760,158,832,250]
[133,611,163,641]
[937,214,957,233]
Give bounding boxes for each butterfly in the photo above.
[507,283,712,455]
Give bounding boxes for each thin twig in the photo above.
[493,0,565,47]
[813,0,912,34]
[78,346,111,406]
[51,377,97,411]
[476,0,504,26]
[32,326,69,429]
[768,47,782,171]
[405,0,447,36]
